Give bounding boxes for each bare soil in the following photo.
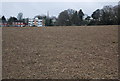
[2,26,118,79]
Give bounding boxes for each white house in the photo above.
[28,18,34,27]
[28,18,45,27]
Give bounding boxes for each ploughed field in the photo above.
[2,26,118,79]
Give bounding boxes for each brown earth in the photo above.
[2,26,119,79]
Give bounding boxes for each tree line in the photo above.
[56,2,120,26]
[0,2,120,26]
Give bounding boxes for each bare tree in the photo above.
[17,12,23,21]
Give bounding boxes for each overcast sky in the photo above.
[0,0,119,18]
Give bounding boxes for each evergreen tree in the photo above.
[71,11,79,25]
[78,9,84,25]
[1,16,7,23]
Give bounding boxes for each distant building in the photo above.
[28,18,34,27]
[28,18,45,27]
[12,21,25,27]
[0,20,8,27]
[0,22,8,27]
